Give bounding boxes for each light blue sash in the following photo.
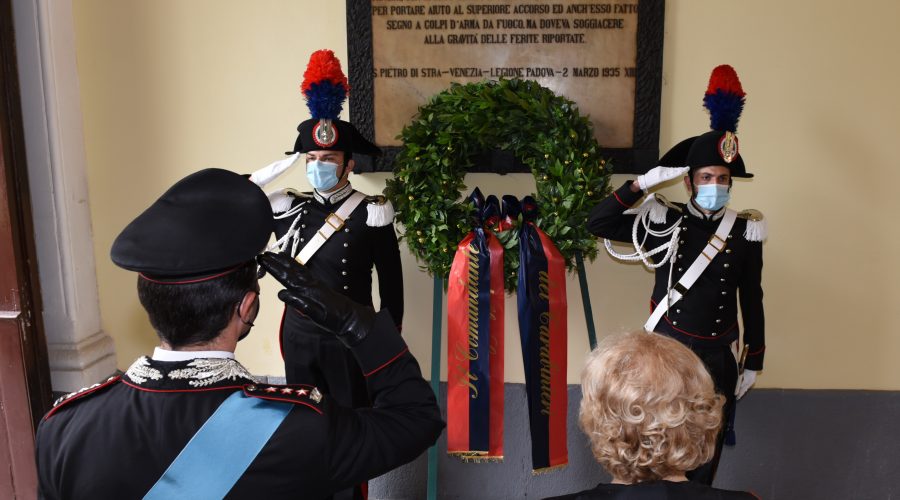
[144,390,292,500]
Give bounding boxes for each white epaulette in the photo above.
[365,195,395,227]
[738,209,767,242]
[624,193,682,224]
[267,188,308,214]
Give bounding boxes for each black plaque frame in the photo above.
[347,0,665,175]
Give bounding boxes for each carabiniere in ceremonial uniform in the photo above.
[587,65,766,485]
[35,168,442,499]
[589,185,765,363]
[249,50,403,417]
[268,179,403,403]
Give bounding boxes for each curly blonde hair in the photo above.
[579,331,725,483]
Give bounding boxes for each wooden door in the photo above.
[0,0,54,496]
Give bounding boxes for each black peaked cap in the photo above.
[111,168,274,279]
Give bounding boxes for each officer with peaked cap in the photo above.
[252,51,403,439]
[34,168,442,499]
[587,65,766,485]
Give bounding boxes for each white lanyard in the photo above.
[644,208,737,333]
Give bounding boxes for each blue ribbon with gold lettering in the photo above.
[516,196,568,473]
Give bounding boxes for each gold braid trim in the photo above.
[531,463,569,476]
[448,451,504,464]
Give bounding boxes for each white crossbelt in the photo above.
[644,208,737,333]
[295,191,366,265]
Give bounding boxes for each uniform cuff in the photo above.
[614,181,644,207]
[349,310,408,375]
[744,348,765,371]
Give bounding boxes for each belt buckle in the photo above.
[325,213,345,231]
[708,233,727,252]
[701,234,727,261]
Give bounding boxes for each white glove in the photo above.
[735,370,758,400]
[636,166,690,191]
[249,153,301,188]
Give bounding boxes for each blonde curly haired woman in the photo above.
[546,332,759,499]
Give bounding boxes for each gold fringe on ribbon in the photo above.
[448,451,504,464]
[531,463,569,476]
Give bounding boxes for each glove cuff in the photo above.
[348,310,408,375]
[335,307,377,347]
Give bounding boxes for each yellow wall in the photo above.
[73,0,900,389]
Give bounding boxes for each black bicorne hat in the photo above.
[657,137,695,167]
[288,118,381,156]
[111,168,274,281]
[686,130,752,178]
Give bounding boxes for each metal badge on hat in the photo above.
[312,119,338,148]
[718,131,739,163]
[301,49,348,149]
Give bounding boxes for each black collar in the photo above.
[314,182,354,205]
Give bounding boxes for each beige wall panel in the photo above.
[74,0,900,389]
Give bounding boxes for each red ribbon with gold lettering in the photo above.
[447,190,504,461]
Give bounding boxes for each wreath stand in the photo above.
[385,79,611,499]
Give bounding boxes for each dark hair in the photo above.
[137,261,258,347]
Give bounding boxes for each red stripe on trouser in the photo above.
[537,229,569,467]
[447,234,474,453]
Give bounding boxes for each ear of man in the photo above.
[342,157,356,179]
[237,290,258,325]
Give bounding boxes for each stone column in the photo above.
[12,0,117,392]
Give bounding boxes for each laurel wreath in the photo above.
[385,79,612,291]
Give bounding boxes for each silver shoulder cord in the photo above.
[268,200,309,256]
[603,195,682,311]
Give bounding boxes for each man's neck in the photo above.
[160,336,235,353]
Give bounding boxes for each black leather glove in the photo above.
[258,252,376,347]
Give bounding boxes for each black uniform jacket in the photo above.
[544,480,759,499]
[35,311,444,500]
[272,184,403,330]
[587,181,765,370]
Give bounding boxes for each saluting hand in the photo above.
[258,252,376,347]
[633,166,691,192]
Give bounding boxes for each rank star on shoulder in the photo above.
[265,387,278,393]
[280,388,294,394]
[297,388,309,396]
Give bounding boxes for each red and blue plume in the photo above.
[301,50,349,120]
[703,65,746,132]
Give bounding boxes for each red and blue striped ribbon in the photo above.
[447,190,504,460]
[516,196,568,473]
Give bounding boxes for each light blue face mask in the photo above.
[306,160,341,191]
[694,183,731,211]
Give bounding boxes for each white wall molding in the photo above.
[12,0,116,392]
